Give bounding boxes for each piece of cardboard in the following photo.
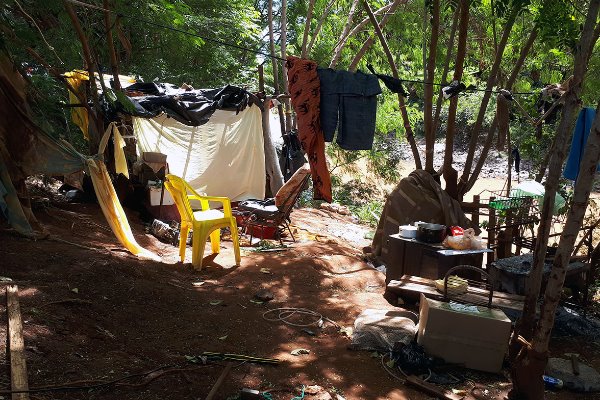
[417,293,512,373]
[148,185,175,206]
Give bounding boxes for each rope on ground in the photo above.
[380,353,406,382]
[262,307,340,329]
[47,235,105,252]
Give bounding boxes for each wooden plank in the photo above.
[388,278,525,311]
[6,285,30,400]
[398,275,525,301]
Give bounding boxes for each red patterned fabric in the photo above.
[286,56,332,202]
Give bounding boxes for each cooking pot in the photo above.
[399,225,417,238]
[416,223,447,243]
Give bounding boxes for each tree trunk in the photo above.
[360,0,422,170]
[432,4,460,139]
[511,3,600,398]
[443,0,469,199]
[63,0,103,152]
[330,0,360,69]
[457,6,519,198]
[301,0,316,58]
[424,0,440,173]
[280,0,292,132]
[267,0,286,136]
[103,0,120,91]
[523,102,600,399]
[464,27,538,192]
[307,0,336,55]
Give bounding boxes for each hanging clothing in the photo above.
[100,123,129,179]
[133,106,265,201]
[563,107,599,180]
[279,129,306,181]
[317,68,381,151]
[286,56,332,202]
[511,148,521,173]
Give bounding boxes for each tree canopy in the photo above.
[1,0,599,176]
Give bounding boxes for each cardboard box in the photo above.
[417,293,512,373]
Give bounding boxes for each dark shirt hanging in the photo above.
[317,68,382,151]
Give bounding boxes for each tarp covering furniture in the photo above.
[133,106,265,201]
[372,170,477,262]
[15,124,159,260]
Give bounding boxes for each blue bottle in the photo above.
[543,375,564,390]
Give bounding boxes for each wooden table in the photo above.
[386,275,526,312]
[383,234,492,282]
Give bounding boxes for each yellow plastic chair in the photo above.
[164,174,241,270]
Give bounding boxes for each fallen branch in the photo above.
[47,236,104,252]
[37,299,93,309]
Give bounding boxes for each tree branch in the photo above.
[306,0,336,55]
[301,0,316,58]
[360,0,422,170]
[330,0,360,68]
[457,5,519,198]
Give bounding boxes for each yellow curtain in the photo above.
[89,123,158,259]
[64,70,90,140]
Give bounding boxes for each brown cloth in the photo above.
[372,169,479,259]
[286,56,332,202]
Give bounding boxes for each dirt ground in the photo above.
[1,200,599,399]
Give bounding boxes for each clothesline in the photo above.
[399,78,535,95]
[66,0,538,96]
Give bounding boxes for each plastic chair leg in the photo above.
[179,225,190,262]
[210,229,221,254]
[191,227,208,270]
[230,220,241,266]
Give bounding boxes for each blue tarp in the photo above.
[563,107,599,180]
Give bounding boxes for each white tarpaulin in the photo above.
[133,105,265,201]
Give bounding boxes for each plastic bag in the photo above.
[443,228,486,250]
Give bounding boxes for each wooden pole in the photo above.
[258,64,284,194]
[205,363,233,400]
[6,285,30,400]
[488,197,496,265]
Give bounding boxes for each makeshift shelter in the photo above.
[0,60,270,260]
[121,82,266,201]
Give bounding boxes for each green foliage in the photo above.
[3,0,600,191]
[536,0,580,51]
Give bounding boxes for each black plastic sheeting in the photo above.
[503,305,600,338]
[120,82,262,126]
[552,306,600,338]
